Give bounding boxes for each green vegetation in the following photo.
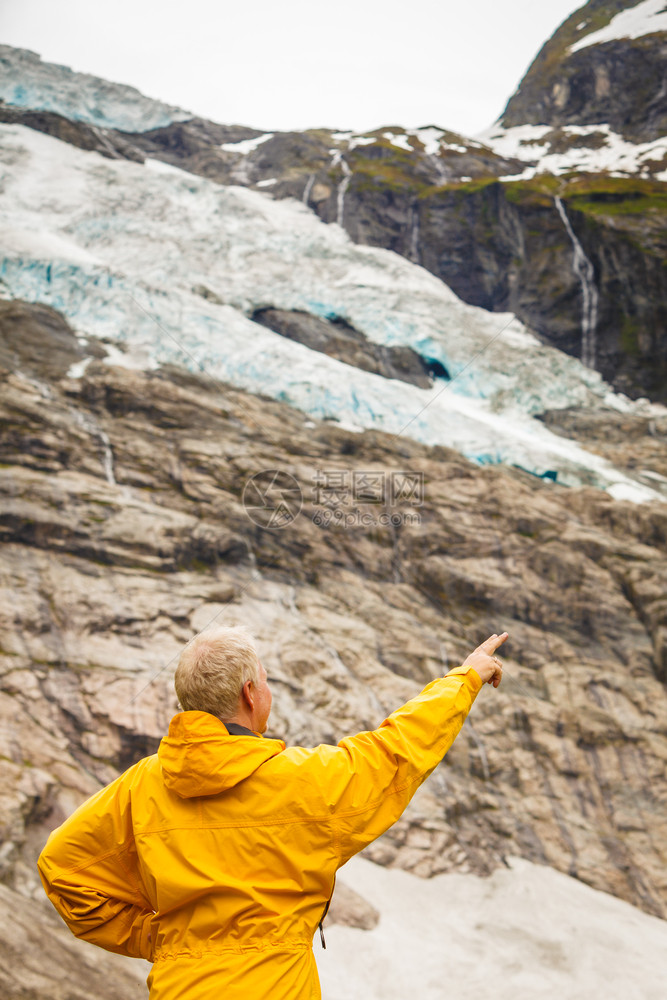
[345,153,432,196]
[564,176,667,217]
[504,174,561,207]
[484,172,667,222]
[437,177,498,197]
[620,316,641,357]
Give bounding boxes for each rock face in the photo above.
[251,308,447,388]
[0,883,150,1000]
[0,103,146,162]
[2,299,667,999]
[305,165,667,400]
[501,0,667,141]
[324,880,380,932]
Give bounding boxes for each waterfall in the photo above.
[554,196,599,368]
[74,410,117,485]
[408,202,420,264]
[329,149,352,228]
[98,429,116,486]
[302,173,315,206]
[336,158,351,228]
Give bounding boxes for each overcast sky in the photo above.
[2,0,585,135]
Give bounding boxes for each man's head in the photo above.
[174,625,272,733]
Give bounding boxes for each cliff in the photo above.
[2,303,667,941]
[1,17,667,994]
[501,0,667,141]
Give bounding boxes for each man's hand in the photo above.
[461,632,508,688]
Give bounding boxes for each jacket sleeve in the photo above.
[37,770,155,960]
[309,665,483,865]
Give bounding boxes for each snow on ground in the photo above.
[220,133,274,154]
[570,0,667,54]
[478,122,667,181]
[333,134,380,151]
[318,855,667,1000]
[376,128,469,156]
[0,45,191,133]
[0,122,664,502]
[382,132,414,152]
[413,126,444,155]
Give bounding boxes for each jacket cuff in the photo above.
[445,665,483,694]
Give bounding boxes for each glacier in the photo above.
[0,122,664,503]
[0,45,191,133]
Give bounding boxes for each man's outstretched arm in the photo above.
[302,633,508,864]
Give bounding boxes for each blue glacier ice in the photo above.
[0,122,665,503]
[0,46,190,133]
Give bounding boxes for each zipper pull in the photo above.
[319,920,327,949]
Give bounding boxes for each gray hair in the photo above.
[174,625,261,720]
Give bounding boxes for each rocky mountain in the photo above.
[2,3,665,402]
[501,0,667,141]
[1,299,667,998]
[1,8,667,996]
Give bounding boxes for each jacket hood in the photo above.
[158,711,285,798]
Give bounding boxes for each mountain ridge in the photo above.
[501,0,667,140]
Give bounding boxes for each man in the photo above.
[38,625,507,999]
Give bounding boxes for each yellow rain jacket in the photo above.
[38,665,482,999]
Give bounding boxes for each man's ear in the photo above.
[241,678,254,710]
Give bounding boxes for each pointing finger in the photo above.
[479,632,508,654]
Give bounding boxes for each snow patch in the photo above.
[100,341,160,372]
[220,133,273,154]
[347,135,377,149]
[66,357,92,379]
[477,123,552,160]
[570,0,667,54]
[480,122,667,179]
[382,132,414,152]
[413,127,444,155]
[317,855,667,1000]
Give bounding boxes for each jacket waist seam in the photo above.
[153,941,312,960]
